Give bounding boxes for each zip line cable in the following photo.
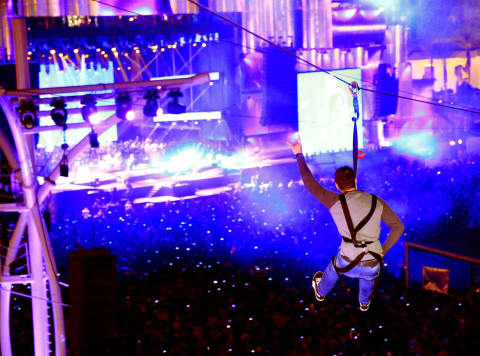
[184,0,480,116]
[19,0,471,118]
[0,286,70,307]
[88,0,479,116]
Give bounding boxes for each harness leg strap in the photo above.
[332,251,383,301]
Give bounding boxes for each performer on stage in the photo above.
[288,137,404,311]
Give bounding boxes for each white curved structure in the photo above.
[0,69,211,354]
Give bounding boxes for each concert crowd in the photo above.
[8,148,480,355]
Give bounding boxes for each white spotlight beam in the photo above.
[153,111,222,122]
[332,24,387,33]
[151,72,220,82]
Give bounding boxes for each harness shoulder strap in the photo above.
[339,194,357,243]
[354,195,377,233]
[338,193,378,247]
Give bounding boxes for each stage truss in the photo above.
[0,19,213,354]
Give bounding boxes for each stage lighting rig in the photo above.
[115,92,134,120]
[166,89,186,114]
[80,95,99,124]
[50,98,68,129]
[143,90,160,118]
[17,100,38,129]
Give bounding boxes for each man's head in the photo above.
[334,166,356,191]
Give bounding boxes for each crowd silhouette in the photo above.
[7,147,480,355]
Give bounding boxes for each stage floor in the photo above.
[51,155,299,203]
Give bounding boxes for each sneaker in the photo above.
[312,271,325,302]
[359,301,371,312]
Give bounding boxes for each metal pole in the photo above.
[2,213,28,275]
[406,241,480,265]
[5,72,211,96]
[28,220,51,356]
[189,43,193,109]
[0,282,12,356]
[0,127,22,184]
[12,16,37,196]
[12,18,30,91]
[1,17,14,62]
[31,206,66,356]
[404,241,480,290]
[0,212,27,356]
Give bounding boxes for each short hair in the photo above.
[335,166,355,189]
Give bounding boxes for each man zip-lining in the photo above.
[288,82,404,311]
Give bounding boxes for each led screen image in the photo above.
[297,68,363,155]
[38,62,117,149]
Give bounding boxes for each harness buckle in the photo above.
[355,240,367,248]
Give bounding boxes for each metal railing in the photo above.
[404,241,480,289]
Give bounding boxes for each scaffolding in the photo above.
[0,15,215,355]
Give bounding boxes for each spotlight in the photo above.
[126,110,135,121]
[50,99,67,128]
[60,159,68,177]
[81,95,98,124]
[60,143,69,177]
[17,100,38,129]
[143,90,159,118]
[115,92,133,120]
[89,130,100,148]
[166,90,186,114]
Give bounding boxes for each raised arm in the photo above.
[379,198,404,256]
[288,137,337,209]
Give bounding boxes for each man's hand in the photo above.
[288,135,302,155]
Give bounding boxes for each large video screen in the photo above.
[38,62,117,149]
[297,68,363,155]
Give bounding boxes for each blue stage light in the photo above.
[80,95,98,124]
[367,0,397,9]
[391,132,439,159]
[217,151,254,170]
[116,92,133,120]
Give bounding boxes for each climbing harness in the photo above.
[331,193,383,299]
